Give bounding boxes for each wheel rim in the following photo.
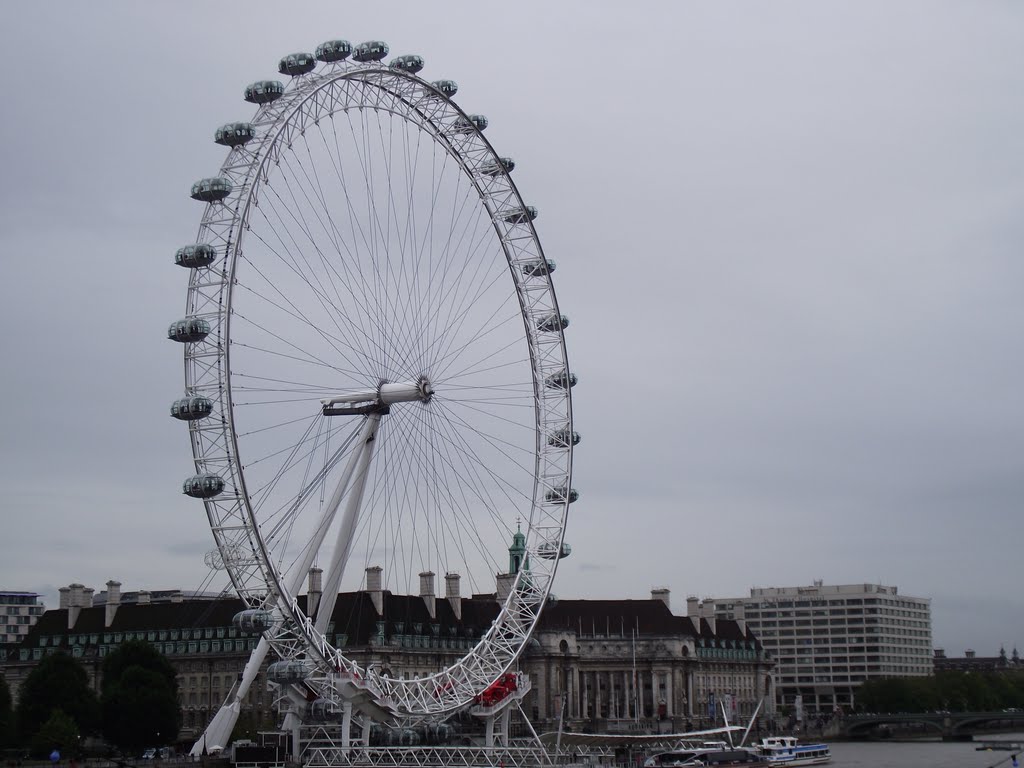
[178,55,574,718]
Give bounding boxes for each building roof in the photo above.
[537,598,762,648]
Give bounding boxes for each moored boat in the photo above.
[754,736,831,766]
[645,744,768,766]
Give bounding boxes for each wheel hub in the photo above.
[321,377,433,416]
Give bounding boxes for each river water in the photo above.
[829,734,1023,768]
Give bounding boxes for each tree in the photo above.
[29,710,78,759]
[100,640,180,755]
[15,653,99,748]
[0,675,12,748]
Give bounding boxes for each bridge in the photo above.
[839,711,1024,740]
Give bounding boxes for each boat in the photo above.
[753,736,831,766]
[645,744,768,766]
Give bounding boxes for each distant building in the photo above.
[700,581,932,716]
[0,591,45,646]
[933,647,1021,673]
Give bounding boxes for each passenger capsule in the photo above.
[279,52,316,77]
[190,177,232,203]
[545,486,579,504]
[316,39,353,62]
[353,40,389,62]
[168,317,211,343]
[232,609,275,633]
[244,80,285,104]
[536,313,569,333]
[501,206,537,224]
[480,157,515,177]
[453,114,488,134]
[545,369,578,390]
[183,474,225,499]
[267,660,311,683]
[175,244,216,269]
[547,427,581,448]
[390,54,424,74]
[308,698,341,722]
[169,396,214,421]
[521,259,556,278]
[537,541,572,560]
[214,122,256,147]
[431,79,458,97]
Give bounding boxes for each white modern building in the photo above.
[699,581,932,716]
[1,591,45,646]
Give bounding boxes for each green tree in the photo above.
[15,653,99,747]
[29,710,78,759]
[100,640,180,755]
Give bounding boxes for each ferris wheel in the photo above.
[170,40,577,721]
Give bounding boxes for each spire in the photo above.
[508,520,527,574]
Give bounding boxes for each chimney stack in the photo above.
[651,588,671,611]
[137,590,151,605]
[59,587,71,610]
[366,566,383,615]
[308,567,323,617]
[170,590,183,604]
[105,580,121,627]
[686,596,699,617]
[496,573,516,603]
[419,571,436,619]
[445,572,462,621]
[67,583,84,629]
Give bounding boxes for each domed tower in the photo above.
[508,523,527,574]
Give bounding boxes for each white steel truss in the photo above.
[177,49,574,728]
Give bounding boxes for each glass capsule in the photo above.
[174,244,216,269]
[279,52,316,77]
[190,177,232,202]
[316,40,352,63]
[183,474,225,499]
[353,41,389,62]
[244,80,285,104]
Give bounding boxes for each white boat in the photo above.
[645,743,768,766]
[754,736,831,766]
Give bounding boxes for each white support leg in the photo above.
[315,413,382,635]
[190,417,377,758]
[485,715,496,748]
[341,700,352,749]
[498,707,511,746]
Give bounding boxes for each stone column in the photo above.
[666,669,673,717]
[687,669,695,717]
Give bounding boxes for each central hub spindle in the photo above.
[322,378,433,416]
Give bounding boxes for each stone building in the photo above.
[2,559,774,743]
[526,591,774,733]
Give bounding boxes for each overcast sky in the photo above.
[1,2,1021,656]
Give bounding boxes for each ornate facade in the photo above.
[2,569,774,742]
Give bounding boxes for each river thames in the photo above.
[829,735,1023,767]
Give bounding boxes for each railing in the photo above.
[303,746,552,768]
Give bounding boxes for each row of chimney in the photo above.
[59,580,185,630]
[305,566,468,621]
[59,574,728,637]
